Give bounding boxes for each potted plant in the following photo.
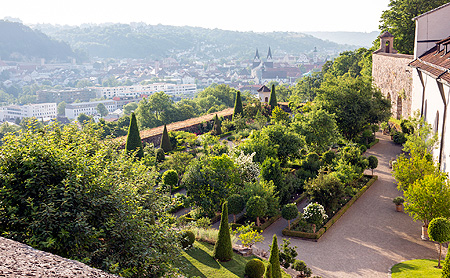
[393,196,404,212]
[380,122,388,135]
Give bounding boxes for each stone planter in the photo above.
[395,204,403,212]
[421,226,429,241]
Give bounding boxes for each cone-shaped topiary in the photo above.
[160,124,172,152]
[269,84,277,109]
[443,251,450,278]
[212,114,222,135]
[233,90,243,119]
[213,201,233,261]
[125,113,144,158]
[264,263,272,278]
[269,234,282,278]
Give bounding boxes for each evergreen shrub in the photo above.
[213,202,233,261]
[155,148,165,162]
[269,235,282,278]
[180,230,195,248]
[245,258,265,278]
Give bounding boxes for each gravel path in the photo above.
[0,237,118,277]
[254,132,438,278]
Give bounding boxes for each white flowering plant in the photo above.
[229,150,261,183]
[302,202,328,228]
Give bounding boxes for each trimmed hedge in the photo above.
[368,139,379,149]
[245,258,265,278]
[282,175,378,241]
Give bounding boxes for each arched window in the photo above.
[396,96,402,120]
[265,97,268,102]
[386,41,391,53]
[434,111,440,133]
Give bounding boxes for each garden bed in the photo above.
[282,175,378,241]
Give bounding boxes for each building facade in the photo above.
[0,103,57,122]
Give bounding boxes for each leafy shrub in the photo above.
[392,196,404,205]
[359,144,367,153]
[282,203,299,230]
[302,203,328,231]
[0,124,179,277]
[305,172,344,215]
[292,260,312,277]
[245,259,265,278]
[279,239,298,269]
[393,132,407,145]
[443,251,450,278]
[321,150,336,166]
[180,230,196,248]
[162,169,178,187]
[155,147,165,162]
[269,235,282,278]
[428,217,450,267]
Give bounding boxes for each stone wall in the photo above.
[372,52,414,119]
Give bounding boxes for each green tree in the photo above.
[227,194,245,223]
[404,172,450,227]
[161,169,178,194]
[212,114,222,135]
[125,113,144,159]
[292,108,339,153]
[269,84,278,109]
[57,101,66,116]
[292,260,312,278]
[305,172,345,215]
[77,113,92,125]
[246,196,268,226]
[379,0,449,54]
[96,103,108,117]
[269,235,282,278]
[428,217,450,268]
[316,75,391,140]
[0,124,179,277]
[282,203,298,230]
[160,124,172,152]
[233,90,243,118]
[183,154,239,217]
[214,202,233,261]
[279,239,298,269]
[393,152,437,191]
[368,155,378,175]
[260,124,303,163]
[271,106,290,125]
[242,180,280,218]
[123,102,138,115]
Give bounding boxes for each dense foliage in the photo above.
[245,259,266,278]
[0,124,179,277]
[213,202,233,261]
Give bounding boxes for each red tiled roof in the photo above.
[409,38,450,84]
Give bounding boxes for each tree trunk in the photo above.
[288,220,291,230]
[438,243,442,268]
[256,216,260,227]
[312,224,316,233]
[233,214,236,223]
[372,169,374,175]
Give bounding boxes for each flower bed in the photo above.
[282,175,378,241]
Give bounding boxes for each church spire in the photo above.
[267,47,272,60]
[254,48,260,60]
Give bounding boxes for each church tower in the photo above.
[265,47,273,68]
[253,48,262,68]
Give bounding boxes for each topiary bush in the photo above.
[245,258,265,278]
[393,131,407,145]
[155,147,165,162]
[428,217,450,268]
[269,235,282,278]
[214,202,233,261]
[180,230,195,248]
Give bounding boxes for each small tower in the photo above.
[265,47,274,68]
[253,48,261,68]
[379,31,397,54]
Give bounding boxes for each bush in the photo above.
[443,251,450,278]
[428,217,450,267]
[245,258,265,278]
[155,147,165,162]
[269,235,282,278]
[305,172,344,215]
[180,230,196,248]
[359,144,367,153]
[302,202,328,232]
[162,169,178,189]
[393,132,407,145]
[292,260,312,277]
[321,150,336,166]
[392,196,404,205]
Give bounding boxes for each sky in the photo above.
[2,0,391,33]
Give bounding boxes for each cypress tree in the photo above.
[213,114,222,135]
[269,234,282,278]
[233,90,243,118]
[160,124,172,152]
[125,113,143,158]
[269,84,278,109]
[213,202,233,261]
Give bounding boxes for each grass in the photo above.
[176,241,291,278]
[391,259,442,278]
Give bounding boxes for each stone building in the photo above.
[372,32,414,119]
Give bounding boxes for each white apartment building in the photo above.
[92,83,197,99]
[65,100,117,119]
[0,103,57,122]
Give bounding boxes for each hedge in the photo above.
[282,175,378,241]
[368,139,379,149]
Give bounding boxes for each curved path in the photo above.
[254,132,438,278]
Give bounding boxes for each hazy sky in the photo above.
[2,0,391,32]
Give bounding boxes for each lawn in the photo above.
[391,259,442,278]
[176,241,291,278]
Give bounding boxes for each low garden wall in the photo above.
[282,175,378,241]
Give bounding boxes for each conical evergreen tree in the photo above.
[212,114,222,135]
[269,84,278,109]
[269,234,282,278]
[233,90,243,119]
[160,124,172,152]
[213,202,233,261]
[125,113,144,158]
[264,263,272,278]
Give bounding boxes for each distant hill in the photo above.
[34,23,356,60]
[303,31,379,48]
[0,20,76,62]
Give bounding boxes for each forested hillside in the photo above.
[34,23,352,59]
[0,20,76,61]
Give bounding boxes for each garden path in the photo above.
[254,132,438,278]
